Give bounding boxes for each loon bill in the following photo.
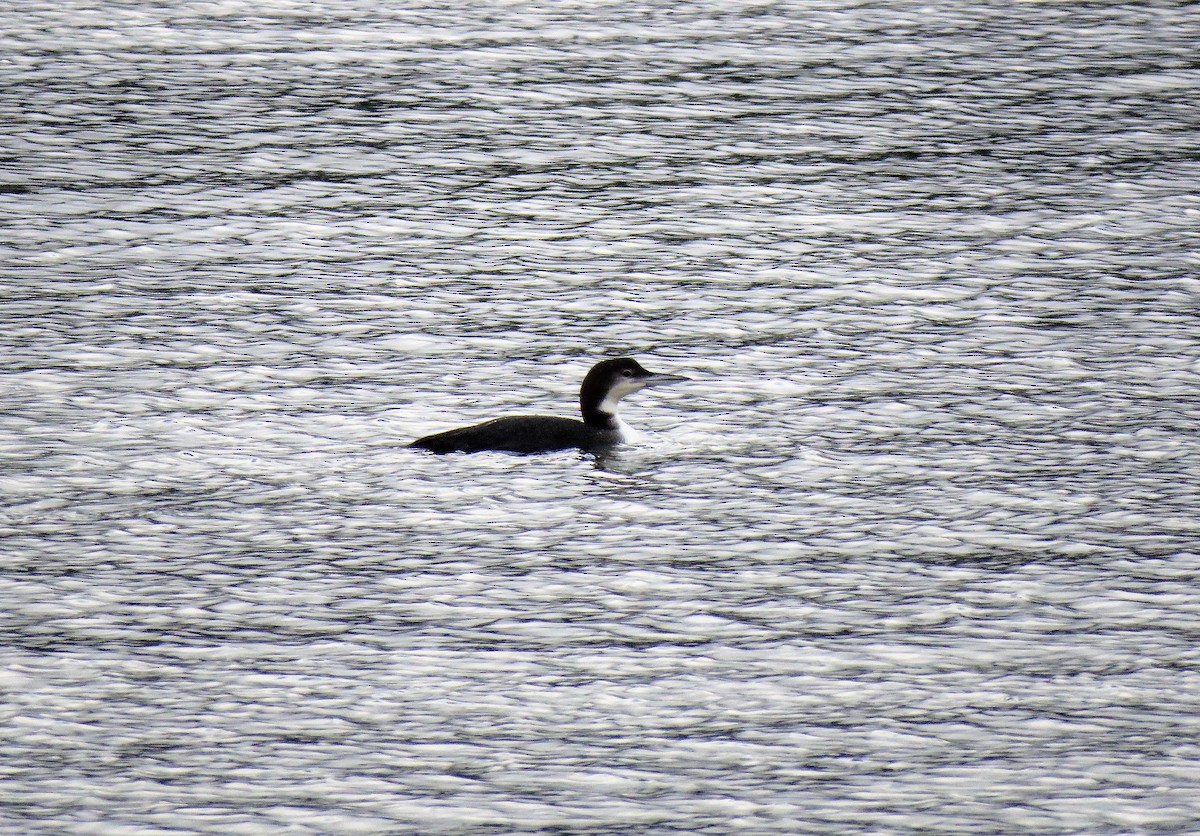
[410,357,687,454]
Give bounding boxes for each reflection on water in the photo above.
[2,0,1199,832]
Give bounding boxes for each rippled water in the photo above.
[3,0,1200,832]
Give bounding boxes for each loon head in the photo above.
[579,357,687,428]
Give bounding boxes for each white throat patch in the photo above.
[597,376,649,416]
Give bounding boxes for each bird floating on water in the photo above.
[410,357,687,454]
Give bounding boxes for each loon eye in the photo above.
[621,369,634,378]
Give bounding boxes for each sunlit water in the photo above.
[3,0,1200,832]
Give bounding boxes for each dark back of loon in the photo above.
[410,358,685,454]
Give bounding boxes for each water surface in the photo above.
[2,0,1199,832]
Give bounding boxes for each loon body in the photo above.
[410,358,685,454]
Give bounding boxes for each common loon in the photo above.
[410,357,686,454]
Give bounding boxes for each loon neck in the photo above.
[581,404,620,431]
